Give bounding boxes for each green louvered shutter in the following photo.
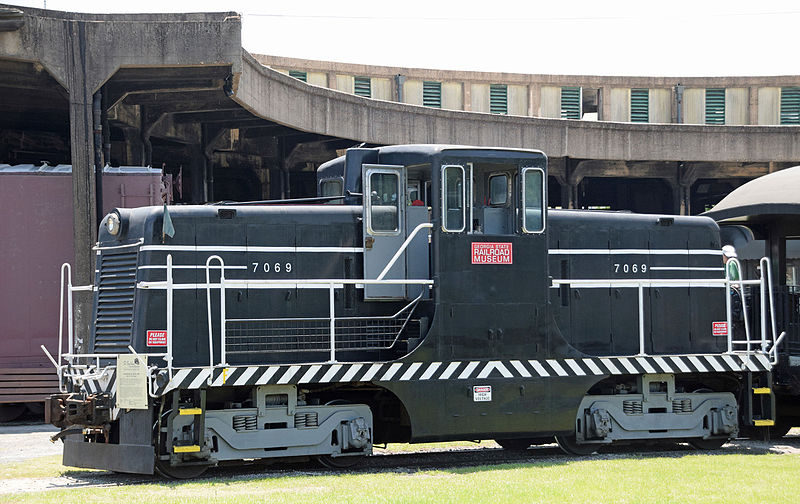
[561,87,581,119]
[705,88,725,124]
[490,84,508,114]
[630,88,649,122]
[423,81,442,108]
[288,70,307,82]
[354,76,371,97]
[780,87,800,125]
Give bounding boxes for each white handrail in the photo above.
[205,255,226,379]
[92,238,144,252]
[761,257,779,347]
[329,282,336,362]
[193,254,433,365]
[376,222,433,281]
[725,257,752,354]
[553,261,775,358]
[139,278,434,289]
[166,254,174,378]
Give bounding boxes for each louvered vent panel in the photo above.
[705,88,726,124]
[288,70,307,82]
[780,87,800,125]
[423,81,442,108]
[93,249,138,353]
[490,84,508,115]
[630,88,649,123]
[561,87,581,119]
[354,76,371,97]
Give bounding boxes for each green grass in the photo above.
[5,452,800,504]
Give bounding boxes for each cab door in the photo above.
[363,164,406,299]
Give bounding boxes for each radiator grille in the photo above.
[93,249,138,353]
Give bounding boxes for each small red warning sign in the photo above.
[473,385,492,402]
[712,321,728,336]
[471,242,513,265]
[147,330,168,347]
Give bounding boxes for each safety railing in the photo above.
[45,226,435,393]
[550,256,784,363]
[43,252,169,397]
[135,254,434,382]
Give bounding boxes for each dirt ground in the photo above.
[0,423,60,464]
[1,423,799,496]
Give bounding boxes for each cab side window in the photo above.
[368,172,400,233]
[522,168,545,233]
[442,165,465,232]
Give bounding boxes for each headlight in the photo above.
[106,213,121,236]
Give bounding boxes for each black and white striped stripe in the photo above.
[148,353,771,395]
[68,353,772,397]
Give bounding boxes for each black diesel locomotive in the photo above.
[46,145,779,477]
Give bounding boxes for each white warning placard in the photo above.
[116,354,148,410]
[473,385,492,402]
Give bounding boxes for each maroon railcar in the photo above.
[0,164,167,421]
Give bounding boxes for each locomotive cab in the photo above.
[317,145,550,362]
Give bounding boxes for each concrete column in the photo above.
[528,84,540,117]
[565,158,582,209]
[189,145,205,203]
[667,179,685,215]
[676,163,697,215]
[599,87,611,122]
[748,86,758,125]
[66,20,98,354]
[122,127,144,165]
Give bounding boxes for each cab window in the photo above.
[522,168,545,233]
[488,173,509,206]
[368,172,400,233]
[442,165,465,232]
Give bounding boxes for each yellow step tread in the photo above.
[173,445,201,453]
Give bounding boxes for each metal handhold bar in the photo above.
[376,222,433,281]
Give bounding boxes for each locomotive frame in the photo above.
[44,145,783,477]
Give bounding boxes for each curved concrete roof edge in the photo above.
[236,50,800,163]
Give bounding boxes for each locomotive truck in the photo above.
[44,145,782,477]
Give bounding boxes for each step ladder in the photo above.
[746,371,776,434]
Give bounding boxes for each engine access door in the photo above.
[363,164,406,299]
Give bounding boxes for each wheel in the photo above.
[555,435,598,456]
[0,404,26,422]
[495,438,534,451]
[688,437,727,450]
[154,459,209,479]
[315,454,365,469]
[26,401,45,415]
